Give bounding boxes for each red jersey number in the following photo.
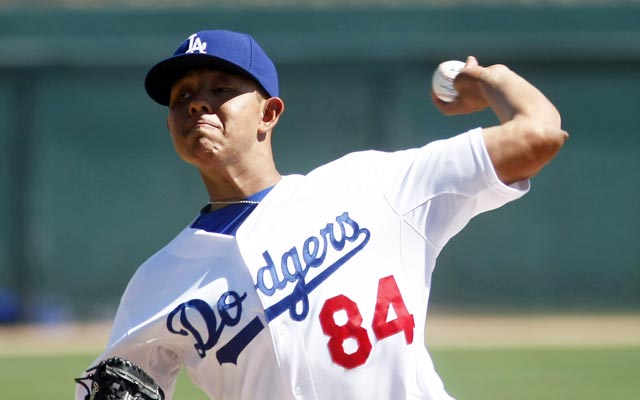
[319,275,414,369]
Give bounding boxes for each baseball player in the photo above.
[75,29,567,400]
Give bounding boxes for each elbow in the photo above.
[521,122,569,178]
[528,100,567,149]
[485,117,568,184]
[518,109,568,155]
[534,122,569,157]
[546,106,568,148]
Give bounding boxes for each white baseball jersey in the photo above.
[76,128,529,400]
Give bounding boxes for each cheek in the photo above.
[167,115,185,142]
[225,111,260,139]
[166,117,189,157]
[167,113,179,135]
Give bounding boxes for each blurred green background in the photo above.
[2,4,639,322]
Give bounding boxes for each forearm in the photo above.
[480,65,561,129]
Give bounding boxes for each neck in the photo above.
[200,165,281,202]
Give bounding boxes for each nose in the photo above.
[189,91,213,116]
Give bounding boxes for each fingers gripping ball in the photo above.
[75,357,165,400]
[431,60,466,102]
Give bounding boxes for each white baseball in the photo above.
[431,60,466,102]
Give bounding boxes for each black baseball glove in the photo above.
[75,357,165,400]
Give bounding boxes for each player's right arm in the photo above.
[433,56,569,185]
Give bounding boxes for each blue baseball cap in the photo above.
[144,30,279,106]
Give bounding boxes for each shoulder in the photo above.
[120,226,195,298]
[312,129,482,173]
[304,148,422,180]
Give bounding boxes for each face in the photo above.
[167,69,268,171]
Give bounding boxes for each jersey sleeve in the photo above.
[74,263,183,400]
[75,341,182,400]
[379,128,529,248]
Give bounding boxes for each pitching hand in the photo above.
[431,56,508,117]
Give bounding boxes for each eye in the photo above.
[212,87,233,94]
[176,90,192,101]
[169,89,192,106]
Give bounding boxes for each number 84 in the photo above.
[319,275,415,369]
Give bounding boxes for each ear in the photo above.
[258,97,285,134]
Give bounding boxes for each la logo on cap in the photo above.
[186,33,207,54]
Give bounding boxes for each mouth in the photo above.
[187,119,222,136]
[194,118,221,129]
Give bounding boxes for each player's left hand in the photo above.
[75,357,165,400]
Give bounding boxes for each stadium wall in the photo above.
[1,6,638,321]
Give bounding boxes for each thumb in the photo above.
[457,60,486,81]
[464,56,479,68]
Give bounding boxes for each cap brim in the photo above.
[144,53,254,106]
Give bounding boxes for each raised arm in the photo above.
[433,56,569,185]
